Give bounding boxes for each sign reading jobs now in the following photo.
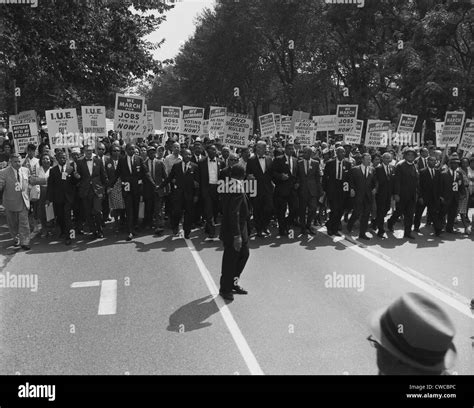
[440,111,465,146]
[223,113,252,148]
[114,94,145,140]
[45,108,80,150]
[459,119,474,153]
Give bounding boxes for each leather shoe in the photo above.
[413,227,420,233]
[263,229,271,235]
[13,239,20,247]
[387,221,394,232]
[21,245,31,251]
[377,230,385,238]
[154,228,164,235]
[358,234,370,240]
[404,233,415,239]
[300,228,308,235]
[126,234,133,241]
[219,291,234,301]
[184,232,190,239]
[232,285,248,295]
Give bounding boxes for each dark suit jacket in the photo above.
[440,169,465,204]
[393,160,418,201]
[198,157,225,197]
[144,158,167,198]
[296,158,321,198]
[220,191,249,246]
[350,165,376,203]
[272,155,298,196]
[161,161,199,201]
[105,157,119,188]
[46,164,76,204]
[374,164,394,202]
[76,157,108,199]
[114,154,154,195]
[419,167,442,208]
[415,156,429,172]
[322,158,352,199]
[245,155,274,197]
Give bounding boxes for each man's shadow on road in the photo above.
[167,295,219,333]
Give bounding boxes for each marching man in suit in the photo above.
[272,143,299,236]
[246,141,274,237]
[374,152,395,238]
[347,153,377,240]
[160,149,199,239]
[322,146,352,236]
[114,143,156,241]
[296,147,321,235]
[0,153,31,250]
[75,145,108,239]
[219,165,250,301]
[46,151,76,245]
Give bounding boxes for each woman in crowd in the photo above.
[30,152,54,238]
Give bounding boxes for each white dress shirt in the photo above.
[208,157,218,184]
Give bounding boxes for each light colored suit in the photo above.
[0,166,31,245]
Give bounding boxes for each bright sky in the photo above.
[147,0,216,62]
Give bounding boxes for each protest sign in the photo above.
[344,119,364,145]
[435,122,444,147]
[45,108,80,150]
[459,119,474,153]
[274,114,281,134]
[81,106,106,140]
[280,115,292,136]
[259,113,276,140]
[209,107,226,133]
[290,110,310,132]
[313,115,337,132]
[294,120,317,147]
[440,111,465,146]
[9,110,39,153]
[161,106,182,133]
[223,112,252,148]
[336,105,358,135]
[182,106,204,135]
[114,94,146,141]
[397,114,417,137]
[364,120,390,147]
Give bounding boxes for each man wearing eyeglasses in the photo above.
[96,143,112,225]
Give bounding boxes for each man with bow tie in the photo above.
[347,153,377,240]
[414,156,442,235]
[198,144,225,238]
[246,141,274,237]
[160,149,199,239]
[272,143,299,236]
[296,147,321,235]
[114,143,156,241]
[374,152,395,238]
[75,145,108,239]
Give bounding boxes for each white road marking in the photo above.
[71,281,101,288]
[98,280,118,315]
[185,238,264,375]
[318,228,473,319]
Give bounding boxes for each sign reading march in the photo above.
[364,120,390,147]
[81,106,106,140]
[161,106,181,133]
[9,110,39,153]
[259,113,276,140]
[45,108,80,150]
[440,111,465,146]
[114,94,145,140]
[459,119,474,153]
[294,120,317,146]
[280,116,292,136]
[344,119,364,145]
[223,112,252,148]
[336,105,358,135]
[313,115,337,132]
[182,106,204,136]
[397,114,417,137]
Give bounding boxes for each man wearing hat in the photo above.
[387,147,419,239]
[439,153,464,234]
[368,292,457,375]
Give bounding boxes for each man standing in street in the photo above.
[387,147,419,239]
[219,164,249,301]
[439,154,464,234]
[374,152,394,238]
[0,153,31,250]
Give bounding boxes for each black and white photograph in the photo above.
[0,0,473,403]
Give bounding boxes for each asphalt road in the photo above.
[0,211,472,375]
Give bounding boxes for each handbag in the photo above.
[45,203,55,222]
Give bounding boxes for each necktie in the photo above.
[17,169,20,183]
[430,168,434,179]
[61,166,64,173]
[129,156,133,173]
[365,166,368,178]
[305,160,308,175]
